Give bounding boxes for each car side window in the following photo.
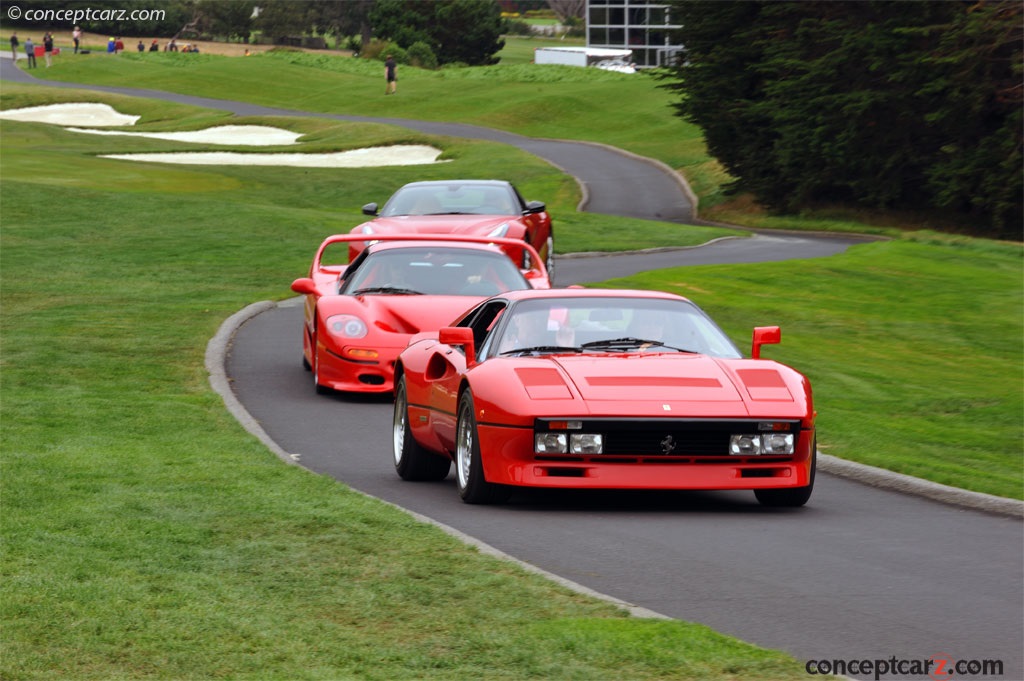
[468,301,509,361]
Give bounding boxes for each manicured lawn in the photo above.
[2,46,1019,680]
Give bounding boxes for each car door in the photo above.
[427,300,509,452]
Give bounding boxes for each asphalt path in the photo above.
[7,59,1022,678]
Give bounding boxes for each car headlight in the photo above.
[535,433,567,453]
[729,433,794,456]
[326,314,368,338]
[535,431,604,454]
[570,433,603,454]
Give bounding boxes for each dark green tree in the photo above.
[663,1,1022,235]
[197,0,256,41]
[916,3,1022,233]
[254,0,318,42]
[370,0,504,66]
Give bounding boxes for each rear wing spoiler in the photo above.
[311,233,548,282]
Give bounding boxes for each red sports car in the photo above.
[392,288,816,506]
[352,180,555,281]
[291,234,550,394]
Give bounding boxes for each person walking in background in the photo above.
[43,32,54,67]
[149,39,159,52]
[23,37,36,68]
[384,54,397,95]
[10,32,18,60]
[72,26,81,53]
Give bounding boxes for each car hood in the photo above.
[519,353,804,418]
[322,295,477,339]
[357,215,524,236]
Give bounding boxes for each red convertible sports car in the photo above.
[291,234,550,394]
[352,180,555,281]
[392,288,816,506]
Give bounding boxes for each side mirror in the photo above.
[751,326,781,359]
[438,327,476,366]
[291,278,319,296]
[362,202,379,216]
[524,200,546,215]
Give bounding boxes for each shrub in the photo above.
[406,41,438,69]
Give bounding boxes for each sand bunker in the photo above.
[66,125,303,146]
[101,145,447,167]
[0,102,140,126]
[1,103,447,167]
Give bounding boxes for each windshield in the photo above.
[340,247,529,297]
[380,183,519,217]
[492,297,742,358]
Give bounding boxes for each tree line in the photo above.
[662,1,1022,236]
[9,0,510,66]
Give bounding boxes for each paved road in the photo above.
[7,58,1022,678]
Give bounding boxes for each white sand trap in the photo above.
[65,124,303,146]
[0,103,140,126]
[101,145,448,168]
[4,103,447,167]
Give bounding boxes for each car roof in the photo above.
[498,288,691,304]
[396,180,513,190]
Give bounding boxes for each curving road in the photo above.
[6,59,1022,679]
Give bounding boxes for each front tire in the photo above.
[754,440,816,507]
[312,344,330,395]
[393,376,450,481]
[455,390,509,504]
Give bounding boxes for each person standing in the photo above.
[72,26,81,53]
[43,32,54,67]
[384,54,397,95]
[24,37,36,68]
[9,32,18,61]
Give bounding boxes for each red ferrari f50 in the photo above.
[393,288,816,506]
[291,234,549,394]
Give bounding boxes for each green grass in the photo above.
[2,47,1020,680]
[28,47,731,210]
[0,86,819,680]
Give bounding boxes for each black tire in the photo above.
[455,390,510,504]
[312,345,330,395]
[755,440,816,508]
[393,376,451,481]
[544,235,555,285]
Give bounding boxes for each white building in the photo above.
[586,0,682,68]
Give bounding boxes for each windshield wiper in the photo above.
[352,286,424,295]
[498,345,582,356]
[580,337,696,353]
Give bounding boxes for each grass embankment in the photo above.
[1,89,819,680]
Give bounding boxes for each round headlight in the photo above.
[327,314,368,338]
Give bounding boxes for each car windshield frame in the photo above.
[338,246,530,297]
[378,182,522,217]
[478,296,743,360]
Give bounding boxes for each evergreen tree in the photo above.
[370,0,504,66]
[664,1,1022,235]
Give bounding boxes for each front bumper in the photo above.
[477,424,815,490]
